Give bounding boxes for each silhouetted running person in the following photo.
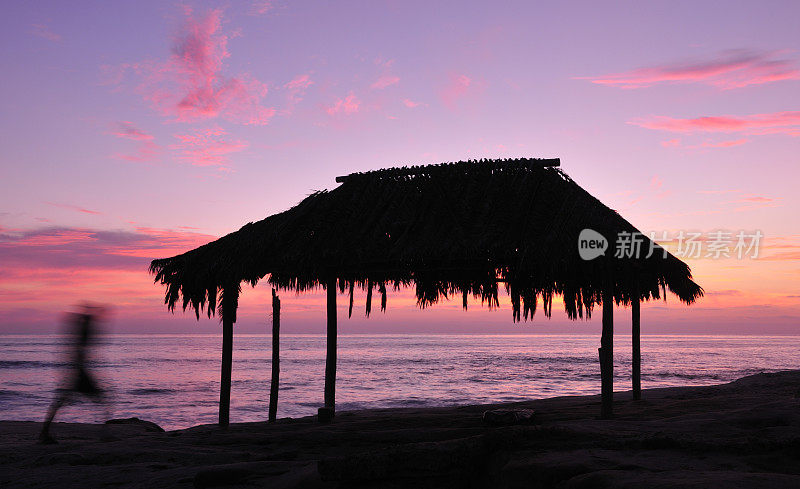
[39,304,111,444]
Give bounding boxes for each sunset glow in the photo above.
[1,1,798,334]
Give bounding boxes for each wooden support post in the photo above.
[632,289,641,401]
[600,285,614,419]
[268,288,280,423]
[219,314,234,428]
[321,277,337,420]
[219,285,239,428]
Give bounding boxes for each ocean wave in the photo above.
[297,401,323,408]
[0,389,45,400]
[127,388,178,395]
[130,358,209,365]
[648,371,723,381]
[3,335,800,430]
[0,360,69,369]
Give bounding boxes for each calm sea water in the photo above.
[2,334,799,430]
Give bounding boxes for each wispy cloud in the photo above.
[171,126,247,169]
[580,50,799,89]
[114,142,160,163]
[440,74,472,109]
[0,225,217,325]
[110,122,160,162]
[111,121,154,141]
[737,195,773,203]
[759,251,800,261]
[371,75,399,90]
[0,226,215,271]
[30,23,61,42]
[250,1,273,15]
[403,98,425,108]
[759,235,800,261]
[369,57,400,90]
[661,137,749,149]
[697,189,742,195]
[705,289,743,297]
[45,202,102,216]
[120,8,275,125]
[691,189,780,213]
[724,194,779,212]
[701,138,749,148]
[630,111,800,137]
[283,74,313,106]
[325,92,360,116]
[649,175,671,199]
[661,138,680,147]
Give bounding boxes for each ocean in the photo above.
[2,334,799,430]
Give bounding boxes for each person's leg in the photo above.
[39,391,68,443]
[93,393,115,441]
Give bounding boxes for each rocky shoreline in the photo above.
[2,370,800,488]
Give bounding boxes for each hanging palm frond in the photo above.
[149,158,702,323]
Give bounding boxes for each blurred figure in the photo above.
[39,303,111,444]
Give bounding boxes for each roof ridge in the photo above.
[335,157,560,183]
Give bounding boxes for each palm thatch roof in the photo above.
[150,158,702,322]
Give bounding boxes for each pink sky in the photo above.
[1,1,798,334]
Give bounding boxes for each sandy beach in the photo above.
[1,370,799,488]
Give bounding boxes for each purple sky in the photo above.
[1,1,799,334]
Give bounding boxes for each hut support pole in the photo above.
[219,285,239,428]
[600,286,614,419]
[219,316,234,427]
[323,278,337,418]
[269,289,280,422]
[632,290,641,401]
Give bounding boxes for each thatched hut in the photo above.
[150,158,701,425]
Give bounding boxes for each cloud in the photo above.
[759,236,800,261]
[660,137,749,150]
[759,251,800,261]
[691,190,779,212]
[0,225,217,323]
[701,138,749,148]
[325,92,360,116]
[737,195,773,203]
[713,193,780,213]
[705,289,743,296]
[115,141,160,163]
[630,111,800,136]
[374,57,395,70]
[111,121,154,141]
[284,74,313,105]
[369,58,399,91]
[686,190,778,213]
[661,138,681,147]
[650,176,663,191]
[440,74,472,109]
[697,189,741,195]
[30,23,61,42]
[129,8,275,125]
[110,122,160,162]
[0,226,216,272]
[371,75,400,90]
[725,194,778,211]
[403,98,425,108]
[171,126,247,168]
[45,202,102,215]
[251,1,273,15]
[580,50,799,89]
